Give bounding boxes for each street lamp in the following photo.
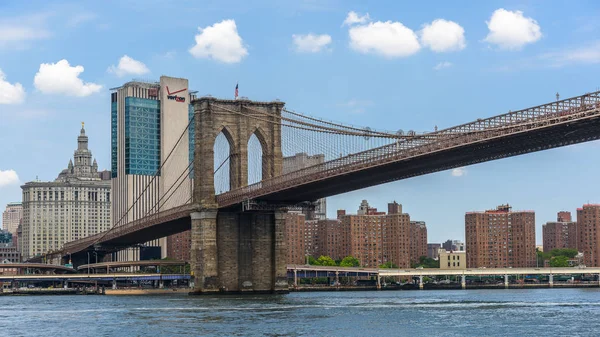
[87,252,90,275]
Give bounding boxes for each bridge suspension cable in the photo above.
[79,113,196,250]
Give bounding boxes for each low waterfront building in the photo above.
[438,249,466,270]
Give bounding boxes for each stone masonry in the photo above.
[191,97,288,294]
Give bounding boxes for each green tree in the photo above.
[379,261,398,268]
[550,248,578,259]
[307,256,318,265]
[411,256,439,268]
[316,255,337,266]
[339,256,360,267]
[549,255,569,267]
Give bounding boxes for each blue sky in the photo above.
[1,0,599,244]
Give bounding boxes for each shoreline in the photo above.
[2,283,599,296]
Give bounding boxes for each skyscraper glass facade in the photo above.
[124,97,161,175]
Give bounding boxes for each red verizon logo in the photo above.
[166,86,186,102]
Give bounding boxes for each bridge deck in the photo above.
[55,91,600,258]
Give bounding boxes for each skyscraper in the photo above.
[110,76,196,260]
[576,204,600,267]
[2,202,22,235]
[21,124,111,259]
[465,204,536,268]
[542,211,577,252]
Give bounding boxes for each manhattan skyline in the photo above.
[1,0,600,244]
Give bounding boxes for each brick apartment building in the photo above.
[166,230,191,262]
[542,211,577,253]
[410,221,428,265]
[286,200,425,268]
[286,212,307,265]
[465,204,536,268]
[576,204,600,267]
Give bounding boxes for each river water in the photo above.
[2,288,600,336]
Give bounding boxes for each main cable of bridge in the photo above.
[57,89,600,258]
[213,90,600,207]
[73,113,196,252]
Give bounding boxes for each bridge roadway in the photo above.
[0,263,76,274]
[288,265,600,289]
[0,273,190,282]
[77,260,186,272]
[50,91,600,260]
[288,265,600,277]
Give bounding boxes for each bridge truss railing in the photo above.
[63,204,195,254]
[217,91,600,207]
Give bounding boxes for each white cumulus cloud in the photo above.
[0,69,26,104]
[0,169,19,187]
[108,55,150,77]
[451,167,466,177]
[433,61,453,70]
[349,21,420,58]
[34,59,102,97]
[189,19,248,63]
[484,8,542,50]
[342,11,370,26]
[292,33,332,53]
[420,19,466,52]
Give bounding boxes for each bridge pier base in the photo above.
[504,274,509,289]
[549,274,554,288]
[190,209,289,295]
[461,275,466,289]
[190,210,220,294]
[418,276,423,290]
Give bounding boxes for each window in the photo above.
[124,97,161,175]
[111,97,118,178]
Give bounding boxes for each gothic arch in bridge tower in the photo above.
[247,126,271,185]
[213,126,236,194]
[190,97,288,294]
[193,98,285,204]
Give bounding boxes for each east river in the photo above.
[3,289,600,336]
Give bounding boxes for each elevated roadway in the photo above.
[0,263,77,274]
[77,260,186,272]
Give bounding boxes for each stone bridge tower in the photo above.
[190,97,288,294]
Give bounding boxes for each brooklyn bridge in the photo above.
[37,89,600,294]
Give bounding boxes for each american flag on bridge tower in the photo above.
[235,82,239,99]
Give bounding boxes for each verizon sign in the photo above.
[165,86,186,103]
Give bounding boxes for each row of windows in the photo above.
[124,97,161,176]
[111,100,118,177]
[112,97,196,178]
